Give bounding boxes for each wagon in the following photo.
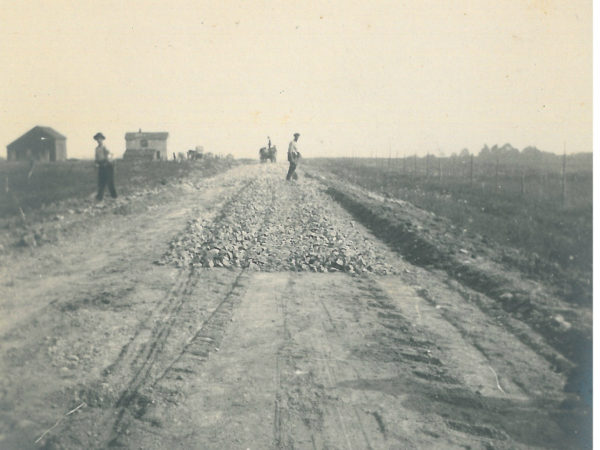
[259,146,277,163]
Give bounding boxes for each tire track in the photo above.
[105,269,200,445]
[273,275,293,449]
[101,178,254,380]
[274,275,375,450]
[105,270,251,447]
[313,287,376,450]
[101,267,196,378]
[152,268,248,386]
[41,175,263,448]
[104,175,280,447]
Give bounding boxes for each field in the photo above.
[0,162,592,449]
[305,156,593,306]
[0,157,237,219]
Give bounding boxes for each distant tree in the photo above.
[497,143,519,164]
[520,146,542,166]
[522,146,542,157]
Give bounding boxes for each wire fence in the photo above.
[307,154,592,288]
[322,153,592,208]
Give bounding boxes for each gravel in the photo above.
[160,175,397,274]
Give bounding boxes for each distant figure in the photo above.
[259,137,277,163]
[94,132,117,201]
[259,147,267,162]
[187,149,202,160]
[286,133,301,181]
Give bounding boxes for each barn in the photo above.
[6,126,67,162]
[123,130,169,161]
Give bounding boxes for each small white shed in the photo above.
[123,130,169,160]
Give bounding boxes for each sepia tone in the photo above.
[0,1,593,449]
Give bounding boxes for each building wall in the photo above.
[7,138,66,162]
[54,140,67,161]
[125,137,168,160]
[37,147,50,162]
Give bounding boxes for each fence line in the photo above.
[329,155,591,207]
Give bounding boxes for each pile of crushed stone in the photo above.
[159,176,397,274]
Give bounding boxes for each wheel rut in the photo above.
[4,165,587,450]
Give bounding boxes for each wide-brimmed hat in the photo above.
[293,132,300,137]
[93,132,106,140]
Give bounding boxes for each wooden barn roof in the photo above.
[7,126,66,149]
[125,131,169,140]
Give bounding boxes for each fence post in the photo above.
[414,154,417,177]
[520,167,525,196]
[561,146,567,205]
[495,156,499,191]
[469,154,474,187]
[426,153,430,177]
[542,160,547,200]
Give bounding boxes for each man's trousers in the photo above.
[97,163,117,200]
[286,162,298,181]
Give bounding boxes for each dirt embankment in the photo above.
[0,160,240,259]
[306,170,592,404]
[0,164,591,449]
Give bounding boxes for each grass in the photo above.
[0,158,238,218]
[306,158,592,302]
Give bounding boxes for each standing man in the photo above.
[286,132,301,181]
[94,132,118,201]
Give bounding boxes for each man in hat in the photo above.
[94,132,118,201]
[286,132,301,181]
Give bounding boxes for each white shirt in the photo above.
[95,144,111,163]
[288,140,299,162]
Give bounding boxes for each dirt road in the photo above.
[0,164,589,449]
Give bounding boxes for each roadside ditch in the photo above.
[306,170,592,409]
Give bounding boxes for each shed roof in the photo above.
[36,126,66,140]
[7,126,66,149]
[125,131,169,140]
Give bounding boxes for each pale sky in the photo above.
[0,0,592,159]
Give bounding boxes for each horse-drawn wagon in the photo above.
[259,146,277,163]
